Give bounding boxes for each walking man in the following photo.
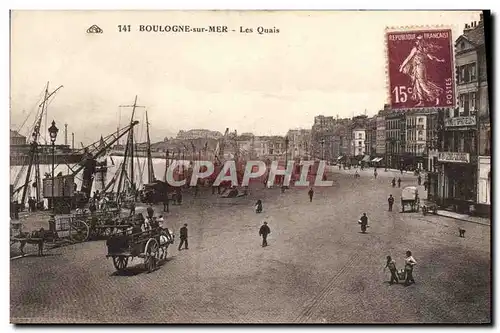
[259,221,271,247]
[385,256,399,285]
[163,194,169,213]
[404,251,417,286]
[374,169,378,179]
[147,204,154,219]
[388,194,394,212]
[397,177,401,188]
[417,175,422,186]
[178,223,188,250]
[308,187,314,202]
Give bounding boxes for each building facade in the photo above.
[176,129,223,140]
[365,117,377,156]
[287,129,311,160]
[434,14,490,216]
[351,129,366,156]
[10,130,27,146]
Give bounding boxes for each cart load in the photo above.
[106,228,174,273]
[401,186,420,213]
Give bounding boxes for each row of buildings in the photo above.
[306,15,490,217]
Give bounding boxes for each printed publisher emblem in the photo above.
[87,25,103,33]
[386,29,455,109]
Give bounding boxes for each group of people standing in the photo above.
[385,251,417,286]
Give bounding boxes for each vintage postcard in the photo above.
[9,10,491,324]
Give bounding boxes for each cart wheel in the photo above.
[69,220,90,242]
[112,256,129,271]
[144,238,159,273]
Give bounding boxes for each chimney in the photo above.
[463,23,472,34]
[64,123,68,145]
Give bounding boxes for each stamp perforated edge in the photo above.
[384,24,458,111]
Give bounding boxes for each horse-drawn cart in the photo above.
[10,216,87,256]
[106,228,174,273]
[401,186,420,213]
[74,208,133,240]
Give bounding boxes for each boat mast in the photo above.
[118,96,144,196]
[145,110,155,183]
[164,149,169,182]
[20,82,63,207]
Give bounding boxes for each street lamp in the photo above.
[48,120,59,222]
[282,136,290,192]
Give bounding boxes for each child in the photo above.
[384,255,399,285]
[255,200,263,213]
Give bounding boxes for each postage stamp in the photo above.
[385,27,455,110]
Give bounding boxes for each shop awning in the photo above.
[362,155,371,162]
[371,157,378,162]
[372,157,383,163]
[337,155,344,160]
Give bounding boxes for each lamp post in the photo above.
[48,120,59,230]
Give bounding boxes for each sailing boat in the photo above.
[139,110,171,204]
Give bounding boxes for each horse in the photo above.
[158,229,174,260]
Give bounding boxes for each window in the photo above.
[460,66,466,83]
[470,92,477,111]
[358,133,362,138]
[418,130,423,136]
[358,141,362,146]
[470,63,477,81]
[459,94,470,115]
[418,117,424,123]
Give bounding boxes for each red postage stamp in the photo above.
[386,28,455,110]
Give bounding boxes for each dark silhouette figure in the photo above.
[147,204,154,219]
[255,200,263,213]
[385,255,399,285]
[392,178,396,187]
[397,178,401,188]
[388,194,394,211]
[129,201,135,216]
[417,175,422,185]
[259,222,271,247]
[178,224,188,250]
[359,213,368,233]
[163,195,169,213]
[308,188,314,202]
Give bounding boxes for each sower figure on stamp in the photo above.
[388,194,394,211]
[178,223,188,250]
[259,221,271,247]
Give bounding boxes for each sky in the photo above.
[10,10,482,145]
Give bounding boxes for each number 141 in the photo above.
[118,25,131,32]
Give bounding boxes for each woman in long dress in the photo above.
[399,35,445,107]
